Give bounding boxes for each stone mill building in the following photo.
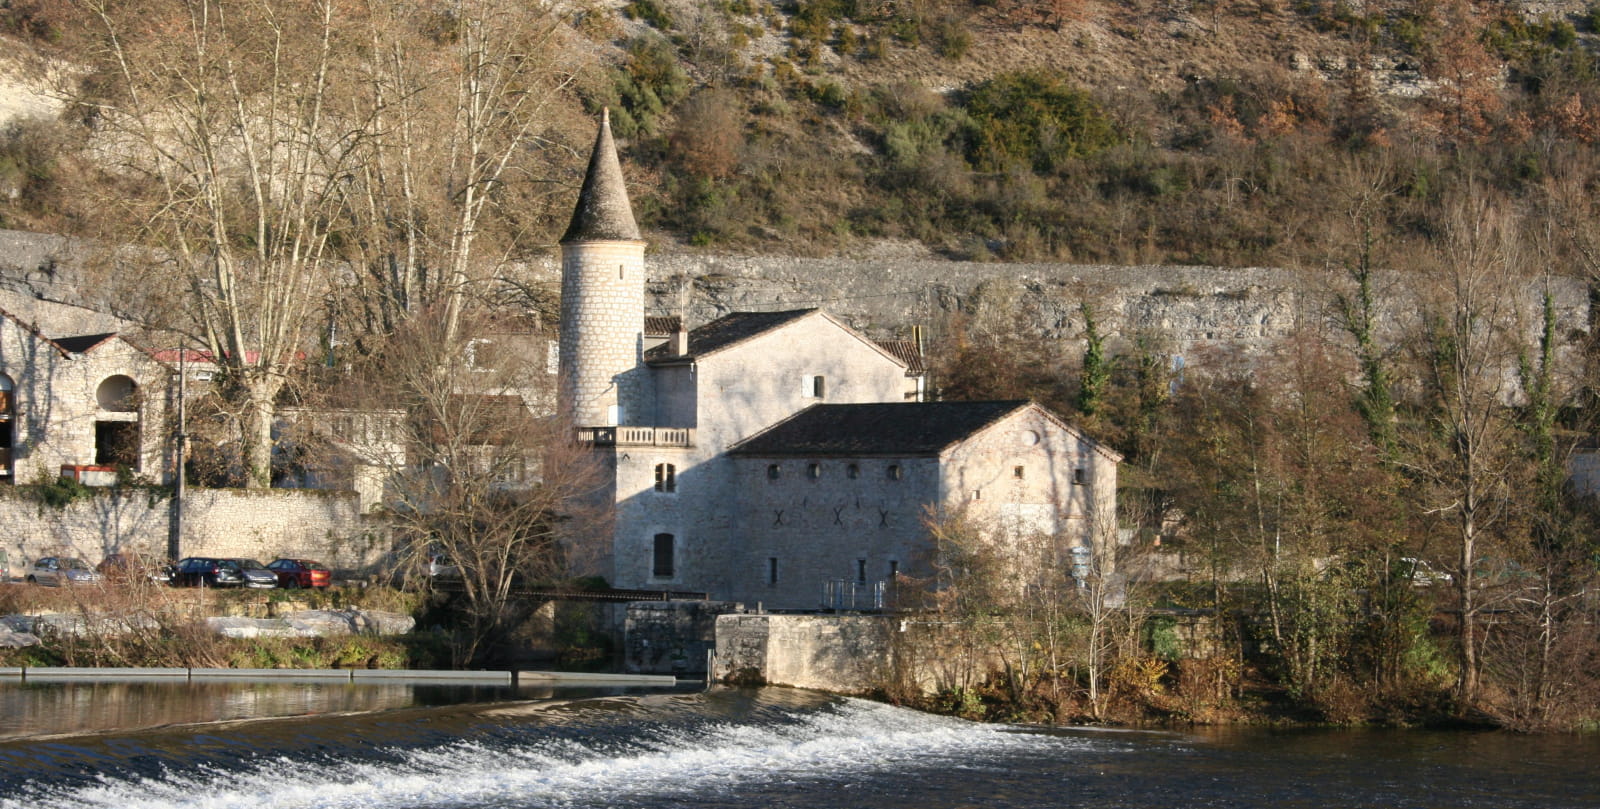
[560,112,1121,610]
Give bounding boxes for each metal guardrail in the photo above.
[821,579,885,611]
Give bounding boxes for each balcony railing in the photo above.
[578,426,694,448]
[822,579,886,611]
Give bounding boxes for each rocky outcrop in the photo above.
[3,228,1589,366]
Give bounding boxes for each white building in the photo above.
[561,111,1121,610]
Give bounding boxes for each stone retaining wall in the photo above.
[0,486,379,577]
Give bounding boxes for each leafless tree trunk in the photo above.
[74,0,366,486]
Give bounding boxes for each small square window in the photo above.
[973,489,982,500]
[1014,465,1025,479]
[807,462,821,479]
[1073,468,1086,485]
[887,464,902,481]
[767,464,782,480]
[847,463,860,479]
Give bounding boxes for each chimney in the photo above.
[672,327,690,356]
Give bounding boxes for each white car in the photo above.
[26,557,103,586]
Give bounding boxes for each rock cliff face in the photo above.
[1,228,1589,366]
[638,250,1591,365]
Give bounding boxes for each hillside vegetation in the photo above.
[3,0,1600,729]
[3,0,1600,269]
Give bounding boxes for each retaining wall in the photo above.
[0,486,379,577]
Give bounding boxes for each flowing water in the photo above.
[0,682,1596,809]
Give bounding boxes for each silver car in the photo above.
[26,557,103,586]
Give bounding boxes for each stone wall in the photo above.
[713,613,897,693]
[624,600,745,675]
[559,239,646,427]
[0,486,378,578]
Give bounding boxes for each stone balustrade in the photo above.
[578,426,694,448]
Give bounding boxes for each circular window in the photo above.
[1018,429,1040,446]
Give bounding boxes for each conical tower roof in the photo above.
[561,109,641,243]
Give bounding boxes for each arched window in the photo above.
[652,533,675,578]
[887,464,902,481]
[96,375,138,412]
[0,374,13,481]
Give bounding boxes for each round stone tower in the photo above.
[559,109,646,428]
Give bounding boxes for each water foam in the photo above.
[2,697,1070,809]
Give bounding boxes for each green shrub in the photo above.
[622,0,673,28]
[960,70,1118,172]
[935,18,970,60]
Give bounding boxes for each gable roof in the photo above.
[53,333,118,354]
[874,339,926,376]
[644,309,909,368]
[644,315,682,336]
[561,109,641,243]
[728,401,1033,457]
[646,309,813,362]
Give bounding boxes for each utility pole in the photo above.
[168,346,186,562]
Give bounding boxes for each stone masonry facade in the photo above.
[559,239,647,427]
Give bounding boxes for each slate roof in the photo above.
[53,333,118,354]
[645,309,818,363]
[728,401,1031,457]
[561,109,641,243]
[874,339,925,376]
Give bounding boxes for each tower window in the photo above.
[767,463,781,480]
[768,557,779,585]
[887,464,902,481]
[807,462,821,479]
[652,533,675,578]
[847,463,859,479]
[654,463,676,493]
[856,558,867,583]
[619,263,626,280]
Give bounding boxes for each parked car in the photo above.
[97,552,174,585]
[266,558,332,589]
[173,557,278,589]
[26,557,103,586]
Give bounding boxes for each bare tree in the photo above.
[1402,191,1527,705]
[71,0,368,486]
[337,0,582,346]
[311,311,605,666]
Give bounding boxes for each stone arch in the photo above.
[0,374,12,481]
[96,374,139,412]
[94,374,140,470]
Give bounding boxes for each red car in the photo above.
[266,558,332,589]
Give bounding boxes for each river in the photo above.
[0,681,1596,808]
